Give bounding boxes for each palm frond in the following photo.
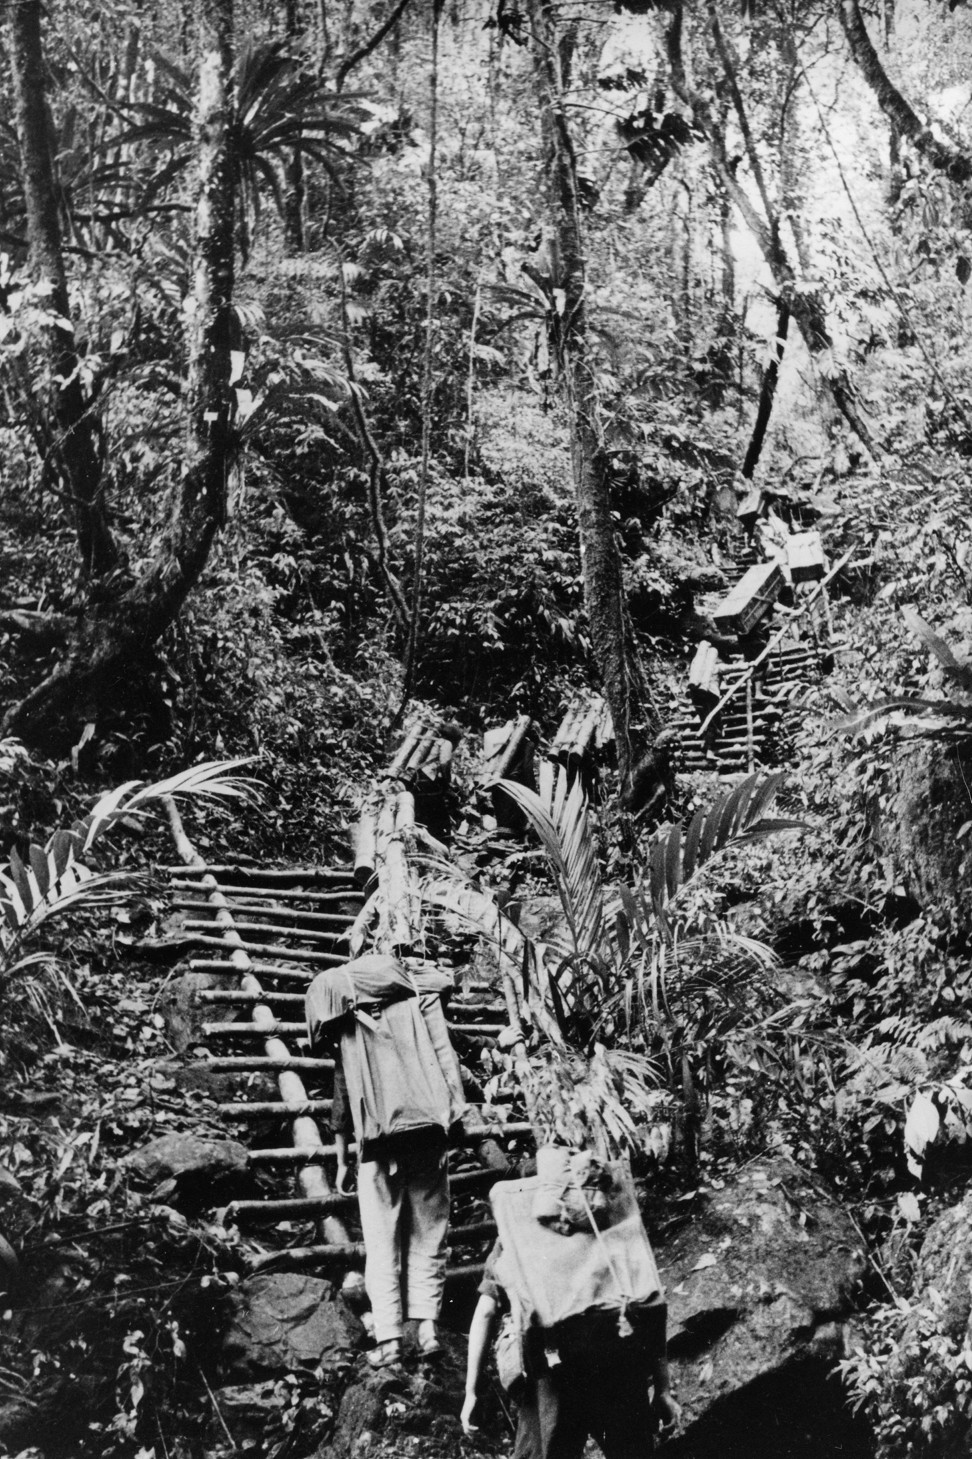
[496,763,606,966]
[643,771,803,925]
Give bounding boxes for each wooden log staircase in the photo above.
[157,519,848,1297]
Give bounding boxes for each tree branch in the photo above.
[839,0,972,184]
[335,0,413,91]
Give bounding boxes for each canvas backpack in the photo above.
[489,1163,666,1374]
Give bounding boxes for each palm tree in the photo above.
[425,764,802,1157]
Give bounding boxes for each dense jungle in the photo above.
[5,0,972,1455]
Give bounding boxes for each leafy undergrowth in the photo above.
[0,944,250,1457]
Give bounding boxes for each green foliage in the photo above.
[0,756,255,1053]
[103,41,366,253]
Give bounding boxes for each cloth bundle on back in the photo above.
[462,1158,677,1458]
[305,954,466,1365]
[491,1162,666,1368]
[306,953,464,1156]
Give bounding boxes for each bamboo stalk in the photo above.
[551,697,584,754]
[570,701,600,760]
[352,806,379,886]
[388,721,424,776]
[394,790,416,834]
[405,725,438,773]
[492,713,533,781]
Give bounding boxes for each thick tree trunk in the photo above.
[3,0,238,748]
[527,0,656,785]
[839,0,972,185]
[7,0,118,580]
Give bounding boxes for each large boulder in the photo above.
[659,1157,872,1459]
[221,1272,364,1379]
[124,1131,250,1209]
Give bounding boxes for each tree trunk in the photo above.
[526,0,656,786]
[667,2,875,453]
[283,0,306,252]
[7,0,119,581]
[3,0,238,748]
[742,302,789,479]
[839,0,972,185]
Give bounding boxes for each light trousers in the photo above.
[356,1135,450,1342]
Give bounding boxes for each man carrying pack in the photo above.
[306,953,466,1368]
[460,1155,679,1457]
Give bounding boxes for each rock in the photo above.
[157,970,224,1053]
[126,1132,249,1184]
[212,1380,287,1448]
[124,1132,250,1210]
[659,1157,872,1459]
[887,740,972,928]
[316,1336,468,1459]
[221,1272,364,1379]
[326,1379,387,1456]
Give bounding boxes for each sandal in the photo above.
[366,1340,403,1370]
[417,1322,442,1357]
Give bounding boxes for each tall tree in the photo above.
[526,0,657,789]
[3,0,239,747]
[7,0,119,580]
[666,1,876,453]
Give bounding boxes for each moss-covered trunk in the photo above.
[527,0,656,786]
[3,0,238,748]
[7,0,118,581]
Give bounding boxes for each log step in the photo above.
[203,1021,309,1039]
[175,900,354,926]
[171,879,362,906]
[190,960,315,983]
[166,865,357,885]
[227,1167,500,1219]
[202,1055,334,1073]
[183,919,348,945]
[200,990,308,1006]
[220,1100,334,1118]
[188,935,346,965]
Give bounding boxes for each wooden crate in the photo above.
[787,530,826,584]
[711,560,783,635]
